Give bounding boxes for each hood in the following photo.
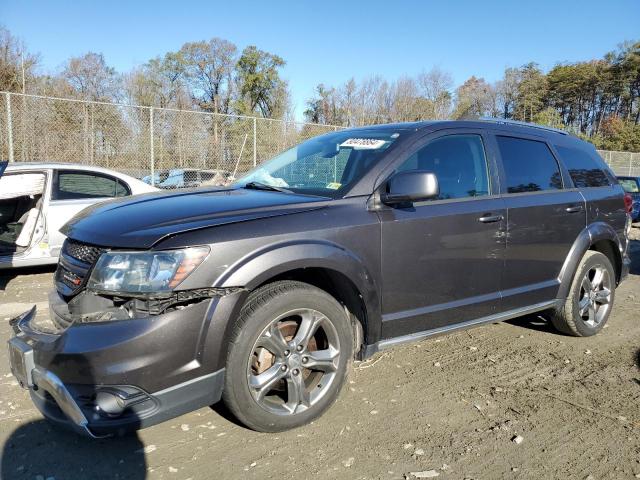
[62,187,328,249]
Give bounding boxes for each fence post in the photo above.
[253,117,257,167]
[149,107,155,186]
[5,92,14,162]
[630,152,633,176]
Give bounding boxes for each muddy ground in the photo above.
[0,228,639,480]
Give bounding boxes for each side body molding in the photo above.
[213,240,382,343]
[556,222,623,300]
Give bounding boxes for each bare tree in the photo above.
[125,52,188,108]
[418,67,453,119]
[180,38,237,114]
[0,26,39,93]
[495,67,521,119]
[63,52,120,101]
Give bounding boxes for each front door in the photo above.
[378,131,506,339]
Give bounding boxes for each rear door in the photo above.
[47,169,129,252]
[379,129,506,339]
[493,133,586,310]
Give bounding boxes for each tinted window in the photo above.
[555,145,610,188]
[497,136,562,193]
[53,171,129,200]
[397,134,489,200]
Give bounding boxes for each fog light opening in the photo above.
[95,391,127,417]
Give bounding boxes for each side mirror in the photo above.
[380,170,439,205]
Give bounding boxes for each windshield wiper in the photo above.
[242,181,292,193]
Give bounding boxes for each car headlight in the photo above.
[87,247,209,294]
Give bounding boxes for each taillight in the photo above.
[623,193,633,214]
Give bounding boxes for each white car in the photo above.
[0,162,157,269]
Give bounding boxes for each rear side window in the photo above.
[496,136,562,193]
[555,145,611,188]
[53,171,130,200]
[396,134,490,200]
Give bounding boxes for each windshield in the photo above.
[235,129,402,197]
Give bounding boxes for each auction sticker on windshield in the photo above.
[339,138,387,149]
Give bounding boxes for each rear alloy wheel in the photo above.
[552,250,616,336]
[223,281,352,432]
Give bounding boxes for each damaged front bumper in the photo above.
[6,287,247,437]
[8,308,97,437]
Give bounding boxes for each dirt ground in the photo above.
[0,228,639,480]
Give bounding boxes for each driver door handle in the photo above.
[565,205,583,213]
[478,214,504,223]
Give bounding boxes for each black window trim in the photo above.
[51,169,131,201]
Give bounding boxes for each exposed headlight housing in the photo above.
[87,247,209,294]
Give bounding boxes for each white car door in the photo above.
[47,169,130,254]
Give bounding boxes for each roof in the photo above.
[340,119,572,138]
[3,162,156,191]
[5,161,122,171]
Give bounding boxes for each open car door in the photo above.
[0,168,47,255]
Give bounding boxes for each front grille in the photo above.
[56,239,106,297]
[63,239,105,265]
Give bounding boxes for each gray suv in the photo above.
[7,120,632,437]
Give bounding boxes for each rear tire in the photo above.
[552,250,615,336]
[222,281,352,432]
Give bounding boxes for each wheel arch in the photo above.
[214,240,382,356]
[557,222,623,300]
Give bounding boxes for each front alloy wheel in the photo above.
[223,281,352,432]
[248,309,340,415]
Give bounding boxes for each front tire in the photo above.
[222,281,352,432]
[552,250,616,336]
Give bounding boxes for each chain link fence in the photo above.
[0,92,340,188]
[597,150,640,177]
[1,92,638,188]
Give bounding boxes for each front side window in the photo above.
[236,129,402,198]
[555,145,611,188]
[497,136,563,193]
[53,171,129,200]
[396,134,490,200]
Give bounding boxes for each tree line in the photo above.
[304,42,640,152]
[1,25,639,152]
[0,26,291,120]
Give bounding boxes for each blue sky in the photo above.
[2,0,639,120]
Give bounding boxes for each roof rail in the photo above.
[478,117,568,136]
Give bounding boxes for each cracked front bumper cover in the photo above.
[8,309,99,437]
[7,304,227,437]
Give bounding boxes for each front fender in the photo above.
[213,239,381,340]
[557,222,623,300]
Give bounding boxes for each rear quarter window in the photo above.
[555,145,611,188]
